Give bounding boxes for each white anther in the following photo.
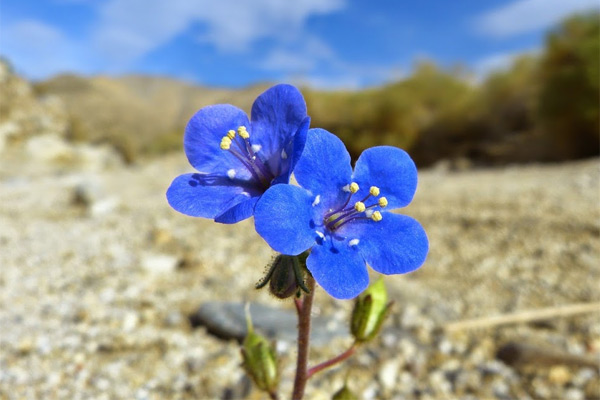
[281,148,288,159]
[315,231,325,239]
[251,144,262,153]
[348,239,360,247]
[312,195,321,207]
[342,184,350,192]
[227,169,236,180]
[365,209,374,218]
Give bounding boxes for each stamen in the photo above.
[220,126,277,188]
[342,182,359,193]
[324,182,386,231]
[220,137,232,150]
[354,201,366,212]
[281,149,288,159]
[238,126,250,139]
[371,211,383,222]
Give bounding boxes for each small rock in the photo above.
[564,388,584,400]
[26,133,75,163]
[90,196,120,216]
[141,253,181,274]
[188,301,347,346]
[378,359,401,390]
[548,365,571,385]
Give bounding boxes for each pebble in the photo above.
[141,252,181,274]
[548,365,571,385]
[189,301,347,345]
[378,359,401,390]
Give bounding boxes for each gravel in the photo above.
[0,144,598,399]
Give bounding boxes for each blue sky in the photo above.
[1,0,598,88]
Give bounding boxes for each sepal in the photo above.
[350,278,392,343]
[241,305,279,392]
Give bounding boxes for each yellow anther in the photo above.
[238,126,250,139]
[349,182,359,193]
[220,136,232,150]
[227,129,236,139]
[378,197,388,208]
[369,186,380,196]
[371,211,382,222]
[354,201,366,212]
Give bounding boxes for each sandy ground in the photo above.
[0,151,598,400]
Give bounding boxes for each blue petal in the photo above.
[353,213,428,275]
[352,146,418,209]
[271,116,310,185]
[250,84,307,166]
[184,104,253,178]
[293,128,353,210]
[166,173,255,219]
[215,196,259,224]
[306,235,369,299]
[254,184,317,255]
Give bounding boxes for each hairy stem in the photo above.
[306,344,357,379]
[291,274,316,400]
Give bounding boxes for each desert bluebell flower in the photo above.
[167,84,310,223]
[254,129,428,299]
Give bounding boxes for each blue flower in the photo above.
[254,129,428,299]
[167,84,310,224]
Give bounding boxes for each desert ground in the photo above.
[0,139,598,399]
[1,62,599,399]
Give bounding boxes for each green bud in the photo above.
[269,255,299,299]
[241,305,278,392]
[350,278,391,343]
[332,384,359,400]
[256,254,309,299]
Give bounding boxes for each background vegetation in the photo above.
[32,12,599,166]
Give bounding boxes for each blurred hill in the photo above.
[3,12,598,167]
[34,74,270,163]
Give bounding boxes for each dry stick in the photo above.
[444,302,600,332]
[291,275,316,400]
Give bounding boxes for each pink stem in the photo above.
[306,344,357,379]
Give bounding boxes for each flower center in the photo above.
[220,126,274,188]
[323,182,387,232]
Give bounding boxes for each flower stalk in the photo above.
[306,343,357,379]
[291,274,315,400]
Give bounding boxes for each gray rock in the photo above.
[189,301,347,345]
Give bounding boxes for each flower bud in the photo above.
[241,305,278,392]
[269,255,300,299]
[350,278,391,343]
[332,384,359,400]
[256,254,309,299]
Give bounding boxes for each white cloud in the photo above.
[257,36,336,72]
[0,19,91,79]
[475,0,599,38]
[255,35,404,89]
[92,0,346,66]
[473,51,521,76]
